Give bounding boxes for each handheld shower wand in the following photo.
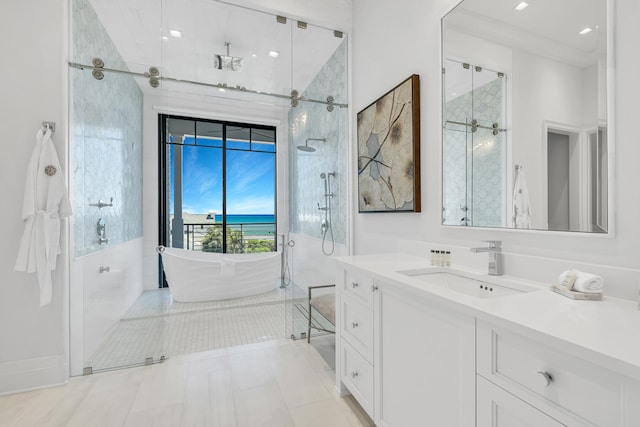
[319,172,336,256]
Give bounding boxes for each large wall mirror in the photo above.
[441,0,611,233]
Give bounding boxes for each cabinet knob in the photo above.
[352,322,359,328]
[352,282,359,288]
[371,284,379,292]
[537,371,553,387]
[351,371,359,379]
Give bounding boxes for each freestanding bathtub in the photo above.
[157,246,281,302]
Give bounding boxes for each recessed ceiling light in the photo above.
[514,2,529,11]
[169,29,182,38]
[268,50,279,58]
[161,35,169,41]
[252,53,257,58]
[579,27,593,35]
[218,88,226,93]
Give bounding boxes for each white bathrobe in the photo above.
[512,168,531,229]
[15,129,72,306]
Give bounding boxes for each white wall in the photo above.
[512,50,585,229]
[0,0,69,394]
[352,0,640,300]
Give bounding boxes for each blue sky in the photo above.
[171,140,275,215]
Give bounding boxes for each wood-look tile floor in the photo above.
[0,336,375,427]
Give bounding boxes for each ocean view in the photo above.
[222,214,275,224]
[220,214,275,237]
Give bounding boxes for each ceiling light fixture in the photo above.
[514,2,529,11]
[169,29,182,38]
[579,27,593,35]
[213,42,243,72]
[268,50,279,58]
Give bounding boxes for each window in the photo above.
[158,115,277,258]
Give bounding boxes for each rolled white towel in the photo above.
[558,269,603,293]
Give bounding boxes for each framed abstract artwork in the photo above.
[357,74,421,212]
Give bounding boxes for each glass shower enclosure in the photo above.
[442,59,507,227]
[71,0,348,374]
[285,19,348,342]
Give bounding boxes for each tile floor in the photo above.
[0,337,375,427]
[87,287,332,372]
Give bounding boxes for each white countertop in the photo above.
[335,253,640,381]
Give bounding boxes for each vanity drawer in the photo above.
[341,295,374,361]
[477,376,565,427]
[341,338,374,418]
[342,268,374,307]
[477,321,622,426]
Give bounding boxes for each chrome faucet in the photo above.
[470,240,503,276]
[97,218,109,245]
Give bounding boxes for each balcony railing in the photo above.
[177,222,277,253]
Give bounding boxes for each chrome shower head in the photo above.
[320,173,326,178]
[297,144,316,152]
[213,42,243,71]
[297,137,326,153]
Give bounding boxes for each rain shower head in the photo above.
[213,42,243,72]
[297,137,326,153]
[297,144,316,152]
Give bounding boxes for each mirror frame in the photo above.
[439,0,615,236]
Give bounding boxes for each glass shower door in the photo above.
[442,59,506,227]
[285,21,349,342]
[71,0,170,374]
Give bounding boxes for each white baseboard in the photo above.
[0,355,68,396]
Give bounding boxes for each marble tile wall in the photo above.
[289,40,348,244]
[72,0,143,257]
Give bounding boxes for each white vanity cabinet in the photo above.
[476,320,639,427]
[335,257,640,427]
[336,265,475,426]
[338,267,375,416]
[375,280,475,427]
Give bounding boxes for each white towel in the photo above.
[15,129,72,306]
[512,167,531,229]
[558,270,603,293]
[220,258,236,279]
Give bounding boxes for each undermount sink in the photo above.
[398,270,539,299]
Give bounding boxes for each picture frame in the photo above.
[357,74,421,212]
